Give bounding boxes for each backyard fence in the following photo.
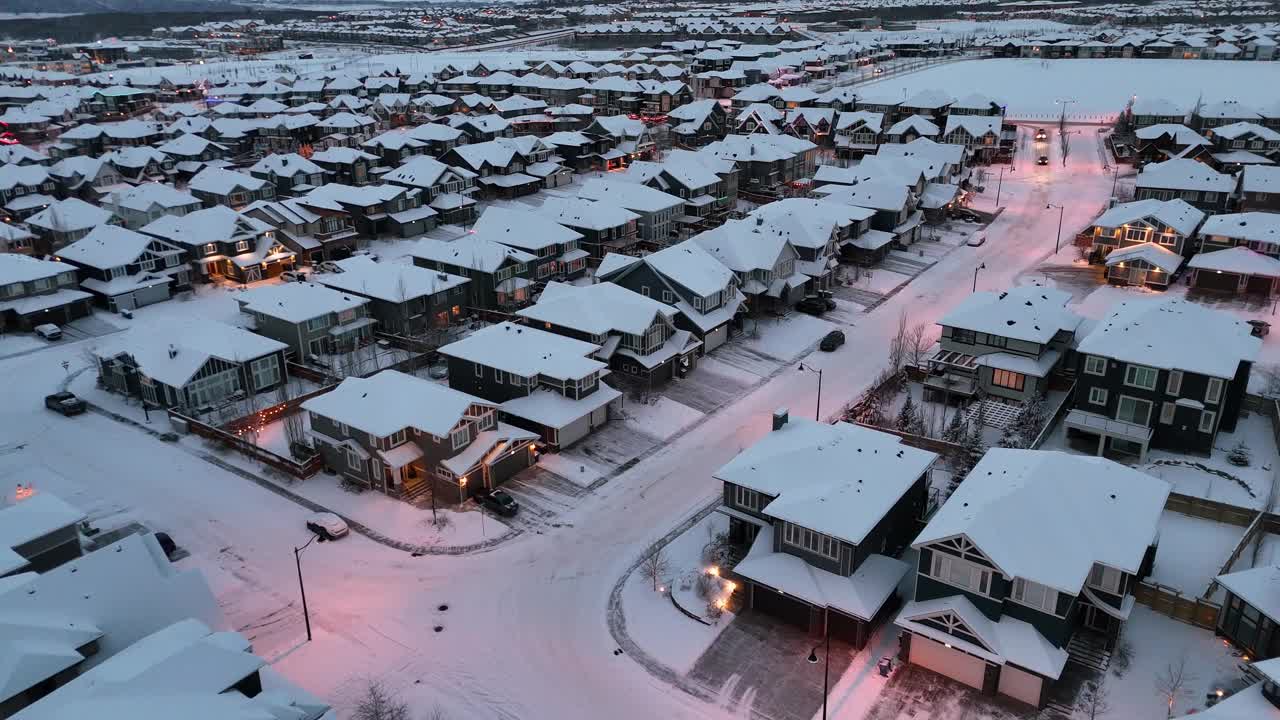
[170,409,324,480]
[1164,492,1260,528]
[1132,581,1221,630]
[220,385,335,436]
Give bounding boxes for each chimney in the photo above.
[167,344,178,359]
[772,407,789,431]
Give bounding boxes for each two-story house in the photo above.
[55,225,187,312]
[517,281,703,387]
[439,321,623,450]
[440,137,549,200]
[1240,165,1280,212]
[301,182,432,238]
[242,197,359,266]
[0,163,56,207]
[815,180,923,248]
[704,133,817,195]
[928,286,1082,403]
[749,199,870,295]
[0,254,92,331]
[1203,121,1280,166]
[309,146,380,186]
[577,177,683,248]
[690,218,806,314]
[247,153,325,198]
[315,256,470,337]
[237,282,374,360]
[408,235,536,311]
[93,319,289,411]
[24,197,117,255]
[534,195,641,260]
[718,411,936,649]
[302,369,538,501]
[1068,298,1259,459]
[1128,97,1189,130]
[104,182,202,230]
[471,206,589,282]
[1132,124,1211,165]
[187,167,275,210]
[942,115,1002,162]
[596,241,744,352]
[1085,198,1206,257]
[381,155,479,226]
[896,448,1169,708]
[140,206,295,284]
[1134,159,1237,214]
[834,110,885,158]
[667,98,728,147]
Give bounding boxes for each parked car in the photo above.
[796,296,827,316]
[350,249,379,261]
[1037,155,1049,166]
[44,391,87,416]
[818,292,836,310]
[317,261,344,274]
[819,330,845,352]
[967,231,987,247]
[306,512,350,540]
[281,270,308,283]
[478,489,519,517]
[34,323,62,340]
[1034,128,1047,141]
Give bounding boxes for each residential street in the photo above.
[0,124,1116,719]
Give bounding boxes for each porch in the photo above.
[1063,408,1153,463]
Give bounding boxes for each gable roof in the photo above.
[92,320,286,387]
[237,282,367,323]
[472,205,582,251]
[1091,198,1205,236]
[516,280,675,335]
[408,235,535,273]
[439,321,605,381]
[302,369,492,438]
[1077,297,1260,378]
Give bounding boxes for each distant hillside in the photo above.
[4,0,234,13]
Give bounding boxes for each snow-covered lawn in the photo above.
[621,512,733,675]
[739,311,838,361]
[860,58,1280,117]
[538,449,611,489]
[1148,511,1245,597]
[619,396,704,441]
[844,266,913,295]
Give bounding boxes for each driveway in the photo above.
[862,665,1040,720]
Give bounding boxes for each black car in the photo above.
[44,391,87,416]
[1037,155,1049,166]
[796,296,827,316]
[478,489,519,517]
[820,330,845,351]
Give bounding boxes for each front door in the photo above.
[1084,604,1111,632]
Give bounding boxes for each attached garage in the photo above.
[997,664,1044,707]
[703,323,729,352]
[909,634,988,690]
[750,584,812,630]
[1247,274,1275,295]
[1193,269,1241,292]
[1190,247,1280,296]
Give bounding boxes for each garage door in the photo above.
[910,634,987,690]
[1195,270,1240,292]
[997,664,1042,706]
[1247,275,1274,295]
[751,584,811,630]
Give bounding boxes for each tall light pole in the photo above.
[1046,203,1065,254]
[798,363,823,421]
[806,611,831,720]
[995,163,1014,206]
[294,533,318,642]
[973,262,986,293]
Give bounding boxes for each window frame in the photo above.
[1166,370,1182,396]
[1199,410,1217,434]
[1088,387,1108,406]
[1160,401,1176,424]
[991,368,1026,392]
[929,552,993,596]
[1124,364,1158,391]
[1011,577,1061,615]
[450,424,469,450]
[1206,377,1224,405]
[1084,355,1107,376]
[1116,395,1154,426]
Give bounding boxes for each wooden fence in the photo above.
[171,409,324,479]
[1164,492,1260,527]
[1132,581,1221,630]
[221,385,335,436]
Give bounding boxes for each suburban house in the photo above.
[381,155,479,226]
[1198,211,1280,258]
[942,115,1002,162]
[595,241,744,352]
[315,256,470,337]
[0,492,85,578]
[813,180,923,247]
[517,281,703,387]
[690,218,807,314]
[24,197,116,255]
[0,224,35,255]
[92,320,289,411]
[705,133,817,195]
[533,195,641,260]
[896,449,1169,708]
[103,182,202,230]
[1215,564,1280,661]
[834,110,885,158]
[55,225,187,312]
[1069,298,1259,459]
[0,254,92,332]
[247,153,326,197]
[310,147,381,186]
[748,198,869,295]
[0,163,56,207]
[440,136,562,199]
[242,196,360,266]
[408,235,536,311]
[718,412,936,649]
[577,177,684,248]
[1128,97,1189,129]
[471,205,589,283]
[439,321,623,450]
[1102,242,1186,290]
[236,282,374,361]
[928,286,1083,403]
[1133,158,1237,214]
[187,167,276,210]
[1084,198,1206,258]
[1240,165,1280,212]
[302,369,538,502]
[140,206,296,284]
[301,182,435,239]
[1132,124,1211,165]
[667,98,728,147]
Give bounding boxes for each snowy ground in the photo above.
[1148,511,1245,597]
[618,395,705,441]
[859,58,1280,118]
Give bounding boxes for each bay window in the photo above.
[1012,578,1060,614]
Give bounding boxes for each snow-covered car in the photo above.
[34,323,62,340]
[306,512,349,540]
[967,231,987,247]
[280,270,307,283]
[317,261,344,274]
[44,391,87,416]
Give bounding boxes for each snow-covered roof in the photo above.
[615,241,735,298]
[237,282,367,324]
[943,114,1001,136]
[409,234,534,274]
[0,493,85,576]
[1242,164,1280,195]
[1201,211,1280,244]
[887,115,940,137]
[472,205,582,252]
[0,254,75,286]
[56,225,161,270]
[316,256,469,304]
[915,449,1169,595]
[140,205,272,248]
[1188,245,1280,277]
[1077,297,1261,378]
[302,369,492,438]
[517,280,675,336]
[25,197,114,234]
[188,167,268,195]
[382,155,471,189]
[1134,123,1209,147]
[1131,96,1188,118]
[536,195,639,232]
[895,595,1069,680]
[440,321,605,381]
[717,417,935,543]
[1091,198,1205,236]
[1102,242,1184,274]
[109,183,200,213]
[1135,158,1237,193]
[1217,564,1280,623]
[93,320,286,388]
[248,152,322,177]
[576,177,682,214]
[1209,121,1280,142]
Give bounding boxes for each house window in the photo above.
[1200,410,1217,434]
[1088,387,1108,406]
[1166,370,1182,396]
[250,355,281,390]
[306,316,328,332]
[1160,402,1176,424]
[991,369,1025,392]
[929,552,992,596]
[734,484,761,511]
[450,425,469,450]
[346,448,364,471]
[1124,226,1147,243]
[782,522,839,560]
[1116,396,1153,425]
[1012,577,1059,614]
[204,243,217,255]
[235,240,250,253]
[474,364,483,378]
[640,286,650,297]
[1089,563,1123,594]
[1124,364,1158,390]
[662,290,674,303]
[389,429,407,447]
[1206,377,1224,405]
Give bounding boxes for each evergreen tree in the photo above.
[943,409,967,443]
[1017,395,1047,447]
[896,394,919,434]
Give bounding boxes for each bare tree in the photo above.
[905,321,931,369]
[353,680,410,720]
[888,310,910,371]
[640,548,671,592]
[1155,654,1196,718]
[1077,679,1112,720]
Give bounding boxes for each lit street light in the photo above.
[798,363,823,421]
[1046,203,1066,254]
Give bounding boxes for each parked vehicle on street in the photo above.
[1034,128,1047,141]
[34,323,62,340]
[317,261,344,274]
[44,391,87,416]
[819,330,846,352]
[796,296,827,316]
[967,231,987,247]
[1037,155,1049,166]
[478,489,519,517]
[281,270,308,283]
[306,512,350,540]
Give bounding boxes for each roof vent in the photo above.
[167,344,178,359]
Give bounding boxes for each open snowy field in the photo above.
[862,58,1280,118]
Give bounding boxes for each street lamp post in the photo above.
[798,363,823,421]
[995,163,1014,207]
[806,611,831,720]
[294,533,318,642]
[973,262,986,293]
[1046,203,1066,254]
